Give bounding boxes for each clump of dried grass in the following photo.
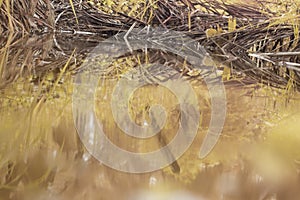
[1,0,300,92]
[0,0,54,34]
[18,0,300,90]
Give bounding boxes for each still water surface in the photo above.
[0,34,300,200]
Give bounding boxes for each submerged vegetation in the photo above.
[1,0,300,200]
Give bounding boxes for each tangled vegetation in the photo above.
[1,0,300,90]
[1,1,300,199]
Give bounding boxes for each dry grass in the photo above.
[1,0,300,199]
[2,0,299,89]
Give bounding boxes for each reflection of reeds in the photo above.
[0,36,76,199]
[0,34,87,90]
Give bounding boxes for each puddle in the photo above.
[1,34,300,200]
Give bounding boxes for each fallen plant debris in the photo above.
[1,0,300,90]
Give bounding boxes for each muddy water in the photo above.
[1,35,300,200]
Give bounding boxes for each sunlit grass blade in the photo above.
[69,0,79,24]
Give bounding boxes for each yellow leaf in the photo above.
[222,65,231,81]
[106,0,114,7]
[205,28,218,38]
[228,17,236,32]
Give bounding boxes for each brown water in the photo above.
[1,34,300,200]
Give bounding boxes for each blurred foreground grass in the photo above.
[1,58,300,199]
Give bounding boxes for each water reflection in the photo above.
[0,35,300,199]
